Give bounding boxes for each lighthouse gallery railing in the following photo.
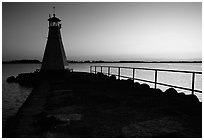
[90,65,202,95]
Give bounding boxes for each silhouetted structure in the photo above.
[41,8,67,71]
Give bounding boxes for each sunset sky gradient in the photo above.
[2,2,202,61]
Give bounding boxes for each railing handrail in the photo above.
[91,65,202,74]
[90,65,202,95]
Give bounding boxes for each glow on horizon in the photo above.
[2,2,202,61]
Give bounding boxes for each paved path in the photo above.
[11,81,51,137]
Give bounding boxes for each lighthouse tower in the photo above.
[41,8,67,71]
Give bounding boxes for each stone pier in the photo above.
[4,72,202,138]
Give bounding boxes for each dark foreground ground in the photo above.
[4,71,202,138]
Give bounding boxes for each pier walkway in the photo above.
[4,72,202,138]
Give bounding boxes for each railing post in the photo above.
[108,67,110,76]
[155,70,157,89]
[192,72,195,95]
[132,68,135,82]
[118,67,120,80]
[95,66,97,74]
[101,66,103,73]
[90,66,92,73]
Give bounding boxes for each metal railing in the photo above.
[90,65,202,95]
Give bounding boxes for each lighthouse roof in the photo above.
[48,16,61,22]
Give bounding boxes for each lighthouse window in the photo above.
[54,22,58,26]
[49,22,59,27]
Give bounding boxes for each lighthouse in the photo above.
[41,8,67,71]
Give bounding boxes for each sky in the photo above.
[2,2,202,61]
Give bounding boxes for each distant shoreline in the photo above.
[2,60,41,64]
[68,61,202,63]
[2,60,202,64]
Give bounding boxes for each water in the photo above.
[2,64,41,127]
[2,63,202,127]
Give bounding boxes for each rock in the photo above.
[6,76,16,83]
[178,92,185,96]
[183,95,200,104]
[164,88,177,95]
[127,78,134,83]
[134,82,140,89]
[117,80,135,90]
[96,72,107,80]
[140,84,151,95]
[15,72,40,87]
[109,75,116,81]
[153,88,163,95]
[140,84,150,90]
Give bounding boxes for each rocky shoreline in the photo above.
[4,71,202,138]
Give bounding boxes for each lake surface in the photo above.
[2,63,202,127]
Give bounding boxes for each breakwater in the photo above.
[4,71,202,138]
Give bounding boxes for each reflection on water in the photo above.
[2,82,32,127]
